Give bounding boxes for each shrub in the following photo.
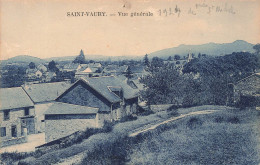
[119,115,138,123]
[214,116,224,123]
[187,117,203,129]
[0,152,33,162]
[227,116,240,124]
[139,110,154,116]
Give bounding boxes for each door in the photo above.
[11,125,17,137]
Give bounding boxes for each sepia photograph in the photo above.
[0,0,260,164]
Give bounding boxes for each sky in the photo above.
[1,0,260,60]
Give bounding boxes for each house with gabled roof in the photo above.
[0,87,35,147]
[21,82,71,132]
[56,76,139,124]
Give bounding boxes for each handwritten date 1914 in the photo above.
[158,6,181,17]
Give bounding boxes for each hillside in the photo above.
[149,40,254,58]
[1,55,45,64]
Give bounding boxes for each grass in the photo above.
[126,109,260,165]
[79,108,260,165]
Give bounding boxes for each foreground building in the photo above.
[22,82,71,133]
[0,87,35,147]
[44,76,139,142]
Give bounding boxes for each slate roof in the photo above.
[129,65,145,73]
[103,65,128,73]
[235,72,260,85]
[0,87,34,111]
[22,82,71,103]
[44,102,98,115]
[81,76,139,103]
[63,63,80,70]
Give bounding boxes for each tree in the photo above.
[198,53,201,58]
[48,60,59,72]
[167,56,172,61]
[73,49,86,64]
[143,54,150,67]
[253,44,260,54]
[125,66,133,79]
[29,62,36,69]
[174,55,181,61]
[151,57,164,68]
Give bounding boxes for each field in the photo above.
[79,107,260,165]
[1,106,259,165]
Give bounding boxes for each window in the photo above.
[24,108,29,116]
[11,125,17,137]
[0,127,6,137]
[4,110,10,120]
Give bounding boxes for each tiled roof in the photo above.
[22,82,71,103]
[44,102,98,115]
[81,76,139,103]
[0,87,34,111]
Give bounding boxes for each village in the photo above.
[0,46,259,149]
[0,49,194,148]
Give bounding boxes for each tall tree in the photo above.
[29,62,36,69]
[174,55,181,61]
[253,44,260,54]
[143,54,150,67]
[48,60,59,72]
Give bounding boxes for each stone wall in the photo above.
[0,136,27,148]
[34,102,53,133]
[45,114,98,143]
[57,82,111,112]
[0,107,35,144]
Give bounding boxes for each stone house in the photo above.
[56,76,139,124]
[26,68,43,79]
[44,102,98,142]
[0,87,35,147]
[75,66,101,79]
[232,72,260,106]
[21,82,71,133]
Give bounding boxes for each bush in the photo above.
[119,115,138,123]
[0,152,33,162]
[227,116,240,124]
[214,116,224,123]
[187,117,203,129]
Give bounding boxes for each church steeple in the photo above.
[80,49,84,56]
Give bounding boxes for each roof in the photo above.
[22,82,71,103]
[63,63,80,70]
[26,68,39,74]
[131,79,145,91]
[88,63,102,68]
[0,87,34,111]
[235,72,260,85]
[129,65,145,73]
[103,65,128,73]
[78,76,139,103]
[44,102,98,115]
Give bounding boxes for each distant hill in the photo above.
[1,55,45,64]
[149,40,255,58]
[45,55,140,62]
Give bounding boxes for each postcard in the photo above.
[0,0,260,164]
